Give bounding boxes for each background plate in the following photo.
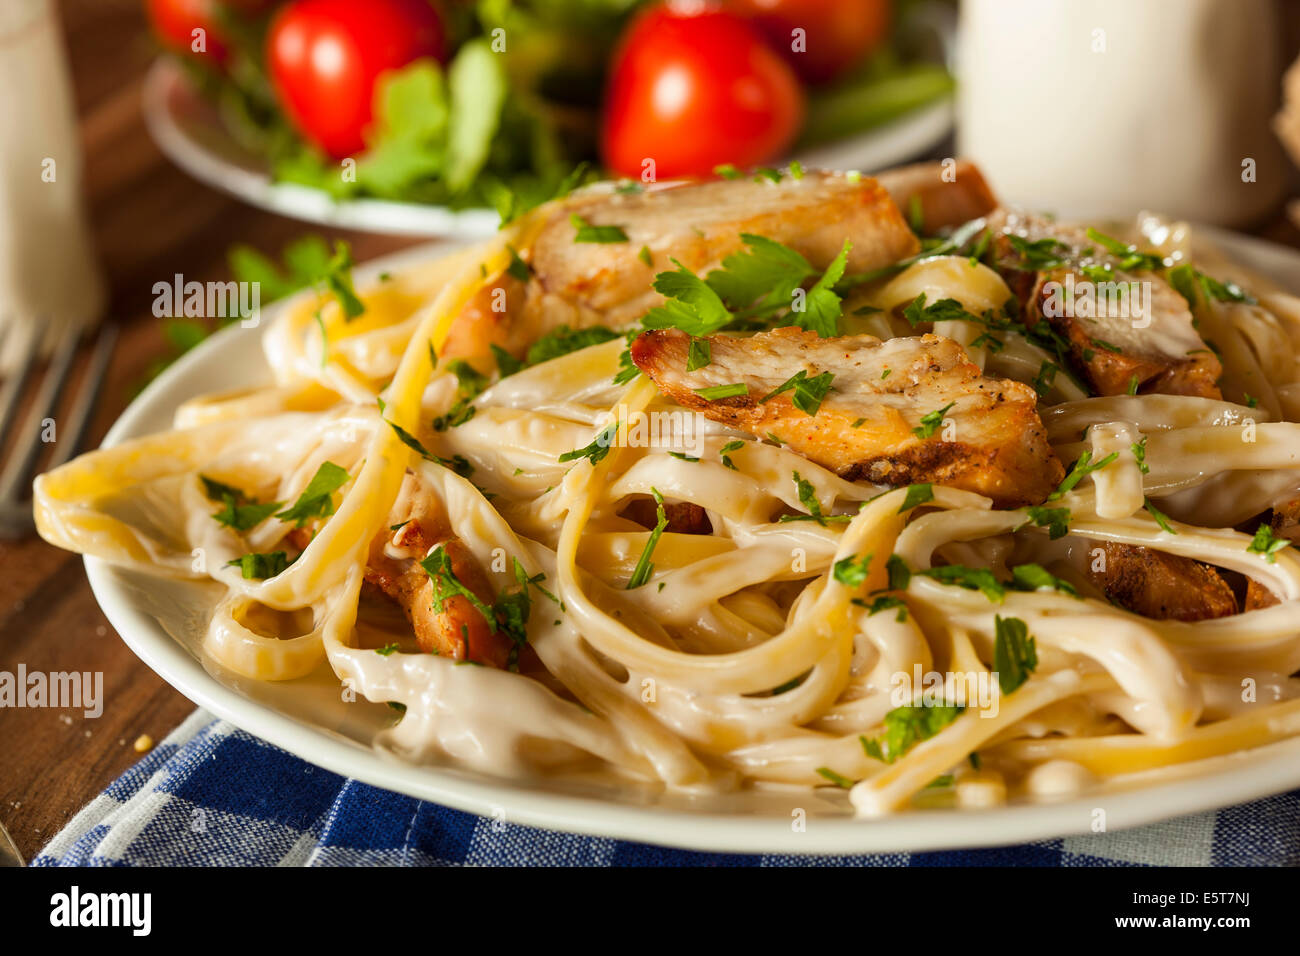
[83,234,1300,854]
[142,58,954,240]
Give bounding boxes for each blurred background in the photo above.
[0,0,1299,859]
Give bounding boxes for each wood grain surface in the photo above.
[0,0,1298,863]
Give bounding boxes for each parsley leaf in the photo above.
[757,369,834,416]
[912,402,955,439]
[686,337,711,371]
[1248,525,1290,563]
[1049,450,1119,500]
[833,552,872,587]
[898,483,934,513]
[993,615,1038,695]
[627,489,668,589]
[719,439,744,471]
[1144,497,1177,534]
[1024,505,1070,540]
[558,423,619,465]
[526,325,621,366]
[694,382,748,400]
[861,703,963,764]
[201,475,283,532]
[274,462,350,528]
[570,213,628,243]
[226,551,290,580]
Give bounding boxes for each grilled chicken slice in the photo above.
[1245,496,1300,610]
[443,172,920,363]
[876,160,999,235]
[362,471,515,667]
[990,210,1222,398]
[621,498,712,535]
[631,327,1064,507]
[1088,542,1238,621]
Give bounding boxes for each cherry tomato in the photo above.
[601,4,804,180]
[267,0,446,159]
[145,0,231,65]
[730,0,891,85]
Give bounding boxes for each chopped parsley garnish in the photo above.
[432,359,488,431]
[526,324,621,366]
[1244,394,1259,409]
[274,461,350,527]
[719,439,744,471]
[833,552,872,588]
[626,489,668,589]
[667,452,698,462]
[1006,234,1069,270]
[491,344,524,377]
[1090,337,1124,354]
[885,554,911,591]
[1032,360,1058,397]
[419,549,539,669]
[713,164,741,180]
[916,564,1006,602]
[321,241,365,321]
[226,550,290,580]
[569,214,628,243]
[201,476,283,532]
[558,422,619,465]
[1083,227,1166,272]
[378,399,475,478]
[1127,374,1140,395]
[1024,505,1070,540]
[1248,525,1290,563]
[1131,437,1149,475]
[1009,563,1078,596]
[686,338,711,371]
[788,160,804,180]
[694,382,749,400]
[898,483,934,513]
[779,471,852,526]
[638,245,653,267]
[374,643,400,656]
[505,245,531,281]
[1168,263,1256,306]
[642,234,850,338]
[814,767,855,789]
[912,402,955,439]
[757,369,835,416]
[902,294,977,327]
[1048,449,1119,500]
[993,615,1038,695]
[863,595,908,621]
[861,703,963,764]
[1144,497,1177,534]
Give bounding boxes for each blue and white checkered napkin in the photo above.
[30,709,1300,866]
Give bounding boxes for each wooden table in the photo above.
[2,0,1299,863]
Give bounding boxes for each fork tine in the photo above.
[0,325,82,504]
[0,322,40,448]
[45,322,117,471]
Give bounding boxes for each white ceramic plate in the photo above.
[141,58,954,240]
[83,234,1300,855]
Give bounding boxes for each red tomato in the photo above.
[729,0,891,85]
[267,0,446,159]
[145,0,231,65]
[601,4,804,180]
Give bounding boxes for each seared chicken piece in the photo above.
[1244,496,1300,610]
[876,160,999,235]
[362,471,515,667]
[631,327,1064,507]
[990,210,1222,398]
[1088,541,1237,622]
[443,172,920,363]
[621,498,712,535]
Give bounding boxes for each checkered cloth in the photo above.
[31,709,1300,866]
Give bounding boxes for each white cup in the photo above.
[0,0,105,370]
[956,0,1289,226]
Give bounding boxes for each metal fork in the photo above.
[0,321,117,538]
